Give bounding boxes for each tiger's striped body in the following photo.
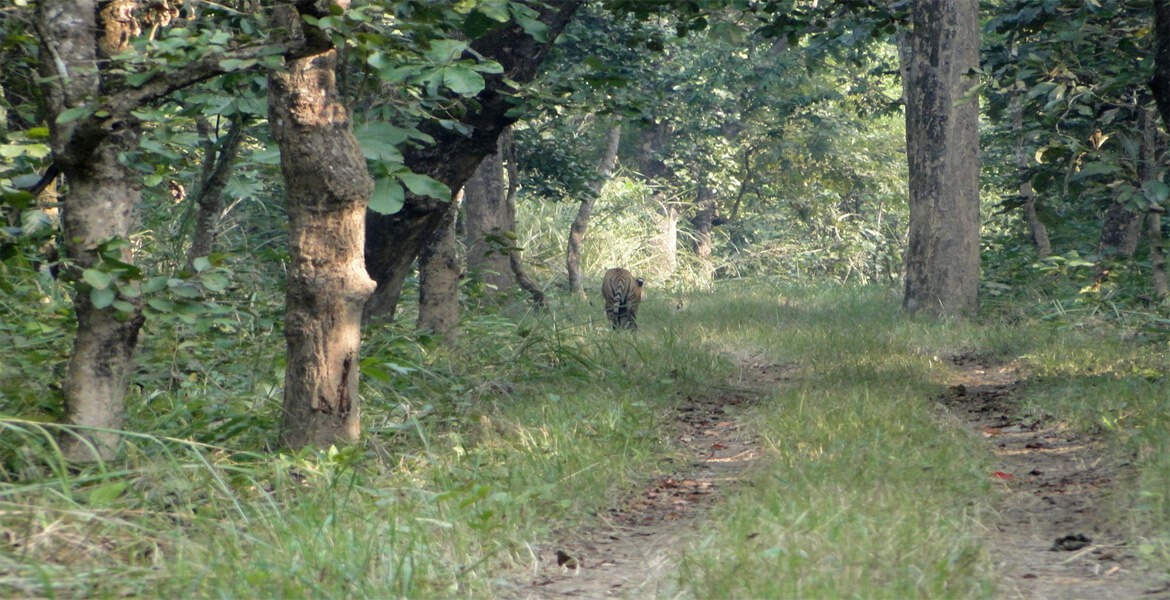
[601,268,644,330]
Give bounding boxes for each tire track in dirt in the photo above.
[938,354,1170,600]
[501,354,790,599]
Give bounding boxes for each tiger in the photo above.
[601,267,644,330]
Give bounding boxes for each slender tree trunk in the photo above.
[363,0,582,322]
[187,117,246,271]
[463,140,513,293]
[691,183,717,283]
[567,123,622,296]
[897,0,981,318]
[1010,85,1051,257]
[1149,207,1169,301]
[501,134,546,307]
[418,190,464,338]
[269,5,375,450]
[38,0,147,461]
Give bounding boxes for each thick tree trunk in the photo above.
[567,123,622,296]
[898,0,981,318]
[463,141,513,292]
[363,0,582,322]
[187,116,246,271]
[38,0,147,461]
[59,137,145,461]
[418,190,464,338]
[269,9,375,450]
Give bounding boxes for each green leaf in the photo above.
[170,283,202,299]
[1142,180,1170,205]
[83,268,113,290]
[510,3,548,42]
[91,287,116,309]
[143,276,169,294]
[398,172,451,201]
[56,105,96,124]
[442,64,485,96]
[426,39,467,63]
[147,297,176,312]
[201,272,230,292]
[369,177,405,214]
[88,482,128,507]
[112,299,136,313]
[126,70,155,88]
[192,256,212,273]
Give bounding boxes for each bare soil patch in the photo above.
[501,354,790,599]
[938,354,1170,600]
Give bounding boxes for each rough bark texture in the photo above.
[186,116,245,271]
[37,0,147,461]
[269,12,375,449]
[898,0,981,318]
[567,123,622,297]
[363,0,582,322]
[463,142,513,292]
[418,191,463,338]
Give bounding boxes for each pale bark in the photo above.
[567,123,622,296]
[37,0,147,461]
[418,190,464,338]
[464,141,513,292]
[898,0,981,318]
[269,5,375,449]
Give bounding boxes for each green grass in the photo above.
[2,279,1168,597]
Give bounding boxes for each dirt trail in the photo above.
[501,354,788,599]
[503,353,1170,599]
[939,355,1170,600]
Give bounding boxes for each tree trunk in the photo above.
[567,123,622,296]
[652,203,680,279]
[37,0,148,461]
[463,139,513,293]
[269,6,376,450]
[897,0,981,318]
[1099,106,1157,264]
[186,116,246,272]
[1149,207,1169,301]
[691,183,717,282]
[363,0,582,322]
[1010,84,1051,257]
[639,120,679,279]
[691,183,717,259]
[418,190,464,338]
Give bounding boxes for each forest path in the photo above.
[939,354,1170,600]
[503,352,1170,599]
[501,352,788,599]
